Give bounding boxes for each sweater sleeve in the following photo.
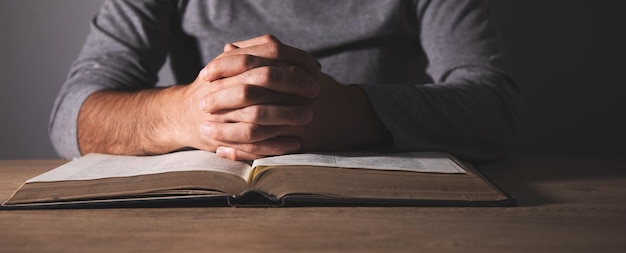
[356,0,521,162]
[49,0,179,159]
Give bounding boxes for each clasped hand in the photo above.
[171,35,383,160]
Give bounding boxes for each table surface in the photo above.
[1,159,625,253]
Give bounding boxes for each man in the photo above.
[50,0,520,161]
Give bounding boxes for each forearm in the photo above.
[357,69,520,161]
[77,86,184,156]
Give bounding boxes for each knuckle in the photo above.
[237,125,254,141]
[237,85,260,101]
[262,34,279,43]
[209,79,224,92]
[239,106,258,123]
[245,124,261,140]
[235,86,250,101]
[265,42,281,59]
[213,127,224,140]
[238,107,255,122]
[239,66,275,85]
[239,106,265,122]
[238,54,259,69]
[245,124,271,142]
[203,94,216,112]
[204,61,219,78]
[255,66,276,85]
[207,125,223,140]
[242,67,268,85]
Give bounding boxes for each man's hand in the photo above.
[202,35,391,160]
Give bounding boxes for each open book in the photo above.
[2,150,513,208]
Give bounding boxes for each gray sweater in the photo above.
[50,0,521,161]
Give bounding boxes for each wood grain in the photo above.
[1,159,625,253]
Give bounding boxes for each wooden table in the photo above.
[1,159,625,252]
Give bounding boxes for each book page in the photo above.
[27,150,253,183]
[251,152,466,174]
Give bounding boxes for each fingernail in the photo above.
[201,123,212,137]
[216,146,229,157]
[200,68,209,81]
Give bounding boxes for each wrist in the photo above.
[341,85,392,150]
[139,85,189,154]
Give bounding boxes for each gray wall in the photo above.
[1,0,104,159]
[0,0,173,159]
[0,0,624,159]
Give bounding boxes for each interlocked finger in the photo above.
[207,104,313,125]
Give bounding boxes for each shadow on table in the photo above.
[477,159,626,206]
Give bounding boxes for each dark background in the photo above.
[0,0,624,159]
[488,0,626,158]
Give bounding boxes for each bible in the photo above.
[2,150,513,208]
